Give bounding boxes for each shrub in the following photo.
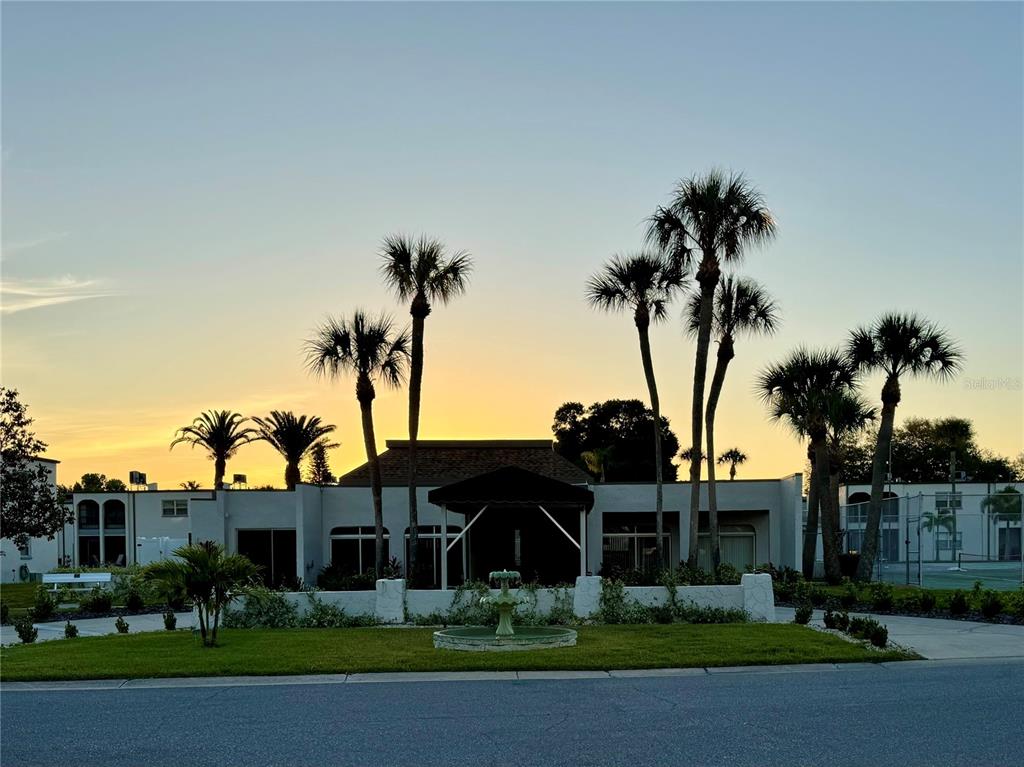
[124,590,145,612]
[15,617,37,644]
[949,590,969,616]
[809,587,828,608]
[596,579,630,624]
[222,586,298,629]
[848,616,887,646]
[897,591,921,612]
[114,616,129,634]
[919,591,937,612]
[839,583,859,609]
[64,621,79,639]
[163,611,177,631]
[978,590,1003,620]
[299,591,380,628]
[32,587,56,622]
[81,586,113,614]
[316,563,377,591]
[1011,589,1024,620]
[714,563,742,585]
[675,602,748,624]
[380,556,403,580]
[867,582,895,612]
[823,605,850,631]
[793,604,813,625]
[676,564,714,586]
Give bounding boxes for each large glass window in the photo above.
[602,521,672,574]
[329,527,390,576]
[404,526,463,588]
[237,529,298,588]
[103,500,126,529]
[77,500,99,529]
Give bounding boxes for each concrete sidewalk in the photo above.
[773,606,1024,660]
[0,612,192,646]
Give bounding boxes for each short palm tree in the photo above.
[252,411,337,491]
[143,540,257,647]
[758,348,857,583]
[717,448,747,481]
[179,480,201,490]
[587,251,686,568]
[921,511,956,562]
[170,410,257,490]
[648,170,776,567]
[306,311,410,575]
[982,486,1022,560]
[847,313,961,579]
[380,234,472,586]
[680,447,707,464]
[685,276,778,568]
[580,446,614,483]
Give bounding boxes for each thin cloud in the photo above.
[0,275,117,314]
[1,232,70,258]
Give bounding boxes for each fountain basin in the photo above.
[433,626,577,652]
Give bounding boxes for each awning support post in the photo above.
[441,505,448,591]
[446,505,488,553]
[538,505,581,550]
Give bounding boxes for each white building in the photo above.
[60,440,805,587]
[0,457,67,584]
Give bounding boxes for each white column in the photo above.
[579,507,587,576]
[440,505,448,590]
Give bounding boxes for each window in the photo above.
[602,525,672,574]
[18,542,31,559]
[77,501,99,528]
[103,500,126,528]
[937,531,963,552]
[935,493,962,512]
[403,526,464,589]
[329,526,390,576]
[162,499,189,517]
[845,504,868,526]
[237,529,298,588]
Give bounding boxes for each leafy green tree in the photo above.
[648,170,776,567]
[587,252,686,567]
[170,411,257,490]
[306,311,410,574]
[684,275,778,568]
[553,400,679,482]
[759,349,857,582]
[0,388,70,548]
[72,473,127,492]
[252,411,336,490]
[847,314,962,580]
[380,234,472,586]
[305,441,338,486]
[143,541,257,646]
[717,448,747,481]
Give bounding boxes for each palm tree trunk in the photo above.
[856,376,899,581]
[284,461,300,491]
[636,321,664,570]
[704,338,734,571]
[729,463,736,481]
[802,445,820,580]
[688,273,717,567]
[358,387,385,575]
[214,456,226,491]
[407,311,426,588]
[814,437,841,583]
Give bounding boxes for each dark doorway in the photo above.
[465,506,579,585]
[237,529,297,588]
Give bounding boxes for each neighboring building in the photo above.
[66,440,805,587]
[0,457,68,583]
[839,481,1024,565]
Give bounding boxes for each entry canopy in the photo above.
[428,465,594,511]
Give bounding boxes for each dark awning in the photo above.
[427,465,594,510]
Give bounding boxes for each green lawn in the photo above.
[0,624,913,681]
[0,583,38,610]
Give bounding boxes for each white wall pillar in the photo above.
[440,505,448,590]
[375,578,406,623]
[573,575,602,618]
[741,572,775,622]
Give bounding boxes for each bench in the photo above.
[42,572,113,595]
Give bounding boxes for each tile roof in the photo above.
[337,440,591,487]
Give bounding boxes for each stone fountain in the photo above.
[432,569,577,651]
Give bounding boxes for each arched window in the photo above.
[103,500,126,529]
[329,527,390,576]
[77,501,101,566]
[77,500,99,528]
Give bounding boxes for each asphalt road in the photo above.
[3,661,1022,766]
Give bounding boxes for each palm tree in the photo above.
[680,447,707,464]
[587,251,686,568]
[143,540,257,647]
[170,410,257,490]
[580,446,614,483]
[648,170,776,567]
[758,348,857,583]
[717,448,747,481]
[380,234,472,587]
[824,393,876,553]
[306,311,410,575]
[685,276,778,568]
[982,486,1022,560]
[179,480,201,490]
[847,313,961,580]
[252,411,337,491]
[921,511,956,562]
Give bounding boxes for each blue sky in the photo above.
[2,2,1021,486]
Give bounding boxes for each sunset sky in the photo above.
[2,2,1021,490]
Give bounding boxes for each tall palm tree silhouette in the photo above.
[170,410,256,490]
